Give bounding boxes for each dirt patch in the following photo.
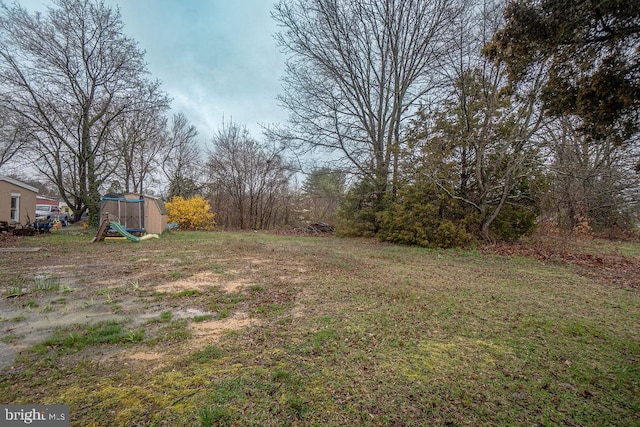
[102,311,257,369]
[0,233,308,373]
[155,272,250,293]
[189,311,254,348]
[270,222,335,236]
[0,233,22,247]
[127,351,164,361]
[104,349,168,371]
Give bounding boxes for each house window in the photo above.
[10,193,20,223]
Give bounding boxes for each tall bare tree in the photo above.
[160,113,203,199]
[112,81,170,195]
[0,0,157,223]
[272,0,458,197]
[0,104,28,170]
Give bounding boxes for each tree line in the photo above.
[0,0,292,228]
[1,0,638,242]
[272,0,639,244]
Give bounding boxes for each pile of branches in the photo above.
[304,222,334,233]
[292,222,335,236]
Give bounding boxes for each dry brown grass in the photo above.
[1,230,638,426]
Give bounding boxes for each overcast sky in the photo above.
[20,0,288,144]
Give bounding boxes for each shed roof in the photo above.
[0,176,39,193]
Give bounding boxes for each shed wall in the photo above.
[0,180,37,224]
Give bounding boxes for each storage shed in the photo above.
[0,176,38,225]
[100,193,167,235]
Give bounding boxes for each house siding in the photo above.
[0,178,38,225]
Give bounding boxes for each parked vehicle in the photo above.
[35,204,69,226]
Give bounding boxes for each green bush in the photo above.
[336,178,386,237]
[339,175,537,247]
[435,220,474,248]
[377,183,475,248]
[490,203,538,241]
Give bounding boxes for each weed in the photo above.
[159,311,172,322]
[31,276,60,292]
[169,271,184,280]
[125,329,144,343]
[215,310,230,320]
[5,285,23,298]
[98,288,113,304]
[193,314,213,323]
[5,275,62,297]
[148,319,190,345]
[271,368,291,382]
[208,263,225,274]
[127,279,140,291]
[0,333,20,344]
[192,345,223,363]
[173,289,200,298]
[31,321,143,355]
[311,328,338,352]
[208,292,244,316]
[286,394,307,419]
[251,303,288,318]
[24,300,39,308]
[248,285,264,292]
[199,406,234,427]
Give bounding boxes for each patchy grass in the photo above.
[193,314,214,323]
[0,231,638,426]
[159,310,173,322]
[173,289,201,298]
[29,320,144,357]
[191,345,223,363]
[3,274,61,297]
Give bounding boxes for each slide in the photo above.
[109,221,141,242]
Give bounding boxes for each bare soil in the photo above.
[0,231,277,370]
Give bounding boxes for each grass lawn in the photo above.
[1,231,638,426]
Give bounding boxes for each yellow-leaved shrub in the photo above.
[165,196,216,230]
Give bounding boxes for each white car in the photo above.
[35,204,69,225]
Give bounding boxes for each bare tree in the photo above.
[541,117,640,234]
[272,0,458,197]
[112,81,170,195]
[207,120,293,229]
[0,104,28,170]
[0,0,158,223]
[161,113,203,199]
